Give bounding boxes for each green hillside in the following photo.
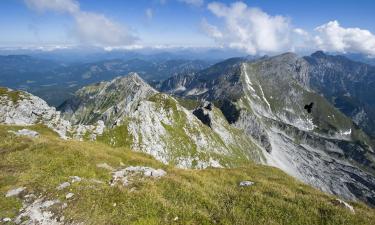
[1,125,374,224]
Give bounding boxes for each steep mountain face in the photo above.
[160,53,375,206]
[158,57,247,98]
[305,51,375,139]
[59,73,264,169]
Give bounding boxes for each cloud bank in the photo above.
[203,2,293,55]
[25,0,137,46]
[24,0,375,56]
[314,20,375,56]
[203,1,375,56]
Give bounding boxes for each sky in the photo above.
[0,0,375,56]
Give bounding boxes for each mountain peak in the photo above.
[311,50,327,58]
[127,72,142,80]
[112,72,151,88]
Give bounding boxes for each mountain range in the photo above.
[1,51,375,223]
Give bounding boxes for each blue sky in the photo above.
[1,0,375,56]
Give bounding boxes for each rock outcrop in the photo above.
[0,87,104,140]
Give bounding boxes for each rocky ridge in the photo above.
[158,53,375,206]
[59,73,264,168]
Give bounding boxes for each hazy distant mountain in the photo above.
[0,55,212,106]
[342,53,375,66]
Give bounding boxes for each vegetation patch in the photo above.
[1,124,375,224]
[0,87,26,103]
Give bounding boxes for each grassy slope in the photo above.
[1,125,375,225]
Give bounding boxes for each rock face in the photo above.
[0,87,71,139]
[59,73,157,126]
[305,51,375,139]
[161,53,375,206]
[59,73,264,169]
[0,87,105,140]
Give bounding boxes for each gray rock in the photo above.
[2,218,11,222]
[5,187,26,197]
[65,193,74,199]
[239,181,254,187]
[111,166,167,186]
[9,129,39,138]
[70,176,82,183]
[14,198,61,225]
[56,182,70,190]
[334,198,355,213]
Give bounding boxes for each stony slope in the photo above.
[1,124,375,224]
[59,73,264,169]
[159,53,375,206]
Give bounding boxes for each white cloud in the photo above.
[314,20,375,56]
[201,19,223,39]
[145,8,153,20]
[74,12,137,46]
[293,28,309,37]
[25,0,79,13]
[179,0,204,7]
[203,1,293,55]
[24,0,137,46]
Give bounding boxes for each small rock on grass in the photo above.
[56,182,70,190]
[70,176,82,183]
[5,187,26,197]
[66,193,74,199]
[334,199,355,213]
[9,129,39,138]
[239,181,254,187]
[2,218,11,222]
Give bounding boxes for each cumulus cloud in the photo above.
[203,1,293,55]
[314,20,375,56]
[25,0,137,46]
[179,0,204,7]
[74,12,137,45]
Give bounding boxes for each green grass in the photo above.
[1,124,375,224]
[175,97,201,110]
[0,87,26,103]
